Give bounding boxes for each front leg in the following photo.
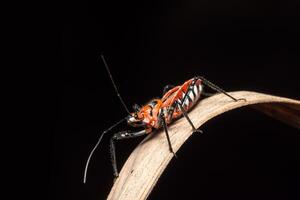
[110,129,149,178]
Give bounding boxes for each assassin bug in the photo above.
[83,55,242,183]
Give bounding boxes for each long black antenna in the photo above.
[101,55,130,114]
[83,118,126,183]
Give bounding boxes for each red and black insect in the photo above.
[83,55,240,183]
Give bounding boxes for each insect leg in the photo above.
[109,137,118,179]
[110,129,148,178]
[196,76,244,101]
[159,112,177,157]
[177,101,203,134]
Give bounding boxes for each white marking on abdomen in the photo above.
[198,84,203,93]
[193,86,198,96]
[189,90,195,101]
[184,97,189,107]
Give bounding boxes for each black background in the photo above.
[46,0,300,199]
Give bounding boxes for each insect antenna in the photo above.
[83,117,126,183]
[100,54,130,114]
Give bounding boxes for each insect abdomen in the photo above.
[177,78,203,110]
[161,77,203,121]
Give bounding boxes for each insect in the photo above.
[83,55,242,183]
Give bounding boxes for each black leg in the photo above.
[196,76,245,102]
[177,101,203,134]
[109,137,118,178]
[159,112,177,157]
[110,129,148,178]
